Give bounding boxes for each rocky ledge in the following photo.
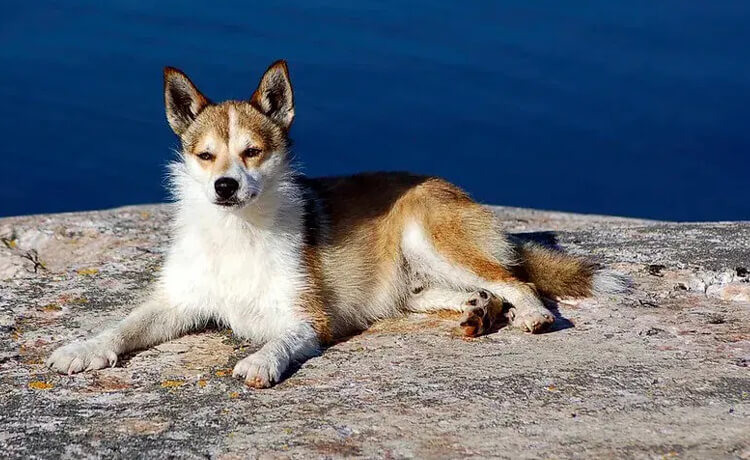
[0,204,748,459]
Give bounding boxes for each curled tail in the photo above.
[510,240,629,299]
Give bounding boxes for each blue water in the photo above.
[1,1,749,220]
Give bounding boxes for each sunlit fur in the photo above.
[47,60,627,388]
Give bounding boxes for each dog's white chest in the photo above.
[161,222,305,342]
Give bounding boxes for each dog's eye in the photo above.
[242,148,262,159]
[197,152,214,161]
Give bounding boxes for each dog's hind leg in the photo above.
[401,182,555,333]
[47,289,203,374]
[407,285,478,312]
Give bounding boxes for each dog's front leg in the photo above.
[232,321,320,388]
[47,290,202,374]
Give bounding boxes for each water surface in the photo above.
[1,1,748,220]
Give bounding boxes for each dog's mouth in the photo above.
[213,190,260,209]
[214,198,242,208]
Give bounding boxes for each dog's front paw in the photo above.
[232,352,285,389]
[46,340,118,375]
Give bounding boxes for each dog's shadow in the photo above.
[541,299,575,333]
[509,230,562,250]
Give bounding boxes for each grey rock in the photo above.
[0,204,748,459]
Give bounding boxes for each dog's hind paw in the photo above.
[507,305,555,333]
[457,290,504,337]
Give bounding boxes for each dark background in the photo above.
[1,1,748,220]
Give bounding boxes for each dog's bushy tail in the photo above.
[511,241,629,299]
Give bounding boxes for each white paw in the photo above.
[46,340,118,375]
[507,306,555,333]
[232,352,285,389]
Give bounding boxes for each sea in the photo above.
[1,1,748,220]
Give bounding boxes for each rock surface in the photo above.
[0,204,748,459]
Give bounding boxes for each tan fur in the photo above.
[305,173,428,336]
[510,241,596,298]
[299,246,334,344]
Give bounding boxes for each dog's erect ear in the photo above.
[163,67,210,136]
[250,60,294,130]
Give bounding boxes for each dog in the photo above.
[47,60,626,388]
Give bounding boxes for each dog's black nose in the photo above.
[214,177,239,200]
